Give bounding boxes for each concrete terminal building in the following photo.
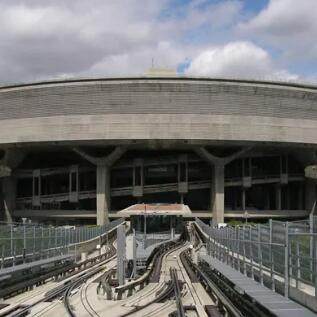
[0,77,316,225]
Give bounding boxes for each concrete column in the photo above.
[265,189,270,210]
[132,158,144,197]
[96,164,110,226]
[242,187,246,211]
[211,164,225,225]
[195,146,252,225]
[306,180,317,212]
[298,184,303,210]
[69,165,79,203]
[178,154,188,195]
[2,176,16,222]
[276,185,282,210]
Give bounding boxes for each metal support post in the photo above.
[296,241,300,289]
[242,226,247,276]
[23,224,26,263]
[33,226,36,260]
[310,213,314,283]
[117,225,126,286]
[250,226,254,279]
[269,219,275,291]
[10,224,13,259]
[284,222,289,298]
[258,224,263,285]
[133,229,137,278]
[315,235,317,297]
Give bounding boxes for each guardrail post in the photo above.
[243,226,247,276]
[55,227,57,256]
[231,227,233,267]
[296,240,300,289]
[258,224,263,285]
[269,219,275,291]
[33,225,36,261]
[284,222,289,298]
[48,227,51,258]
[41,226,44,259]
[310,214,314,283]
[1,245,4,269]
[237,227,240,271]
[10,224,13,260]
[226,228,229,265]
[23,224,26,263]
[250,226,254,279]
[315,235,317,297]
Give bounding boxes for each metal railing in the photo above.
[135,230,174,249]
[0,218,124,268]
[196,216,317,300]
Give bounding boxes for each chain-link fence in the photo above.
[196,216,317,300]
[0,218,124,268]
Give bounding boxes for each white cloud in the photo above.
[0,0,313,83]
[0,0,242,83]
[238,0,317,61]
[186,41,298,81]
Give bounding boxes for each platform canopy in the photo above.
[117,203,192,217]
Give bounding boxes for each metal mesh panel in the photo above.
[0,218,123,268]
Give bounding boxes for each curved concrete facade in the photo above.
[0,77,316,225]
[0,77,317,146]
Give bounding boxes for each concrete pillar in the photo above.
[211,164,225,225]
[96,164,110,226]
[242,187,246,211]
[178,154,188,196]
[276,185,282,210]
[265,188,270,210]
[32,169,41,207]
[2,176,16,222]
[298,184,303,210]
[195,146,252,225]
[69,165,79,203]
[306,180,317,212]
[133,159,144,197]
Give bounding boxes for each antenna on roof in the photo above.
[151,58,154,68]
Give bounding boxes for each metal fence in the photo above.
[135,230,174,249]
[0,218,124,268]
[196,216,317,300]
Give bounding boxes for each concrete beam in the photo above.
[73,146,126,167]
[195,146,252,166]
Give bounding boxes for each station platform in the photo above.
[0,254,74,279]
[199,253,316,317]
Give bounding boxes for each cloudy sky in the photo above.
[0,0,316,84]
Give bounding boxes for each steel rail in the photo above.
[170,267,186,317]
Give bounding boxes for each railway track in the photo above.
[187,222,277,317]
[170,267,186,317]
[1,242,117,317]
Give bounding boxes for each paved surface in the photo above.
[200,254,316,317]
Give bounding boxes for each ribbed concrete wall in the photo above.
[0,78,316,145]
